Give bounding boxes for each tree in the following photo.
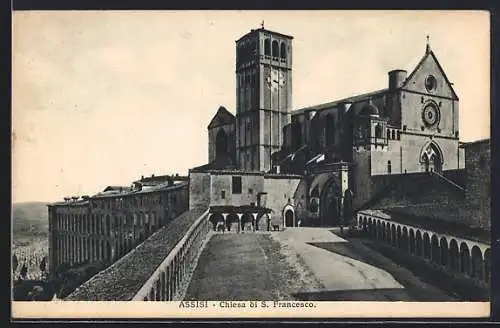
[40,256,47,273]
[20,264,28,280]
[13,254,18,273]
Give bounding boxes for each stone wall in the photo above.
[263,175,301,228]
[209,172,264,207]
[464,140,491,229]
[188,172,211,210]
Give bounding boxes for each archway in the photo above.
[284,210,294,228]
[449,239,459,272]
[377,221,381,241]
[431,235,440,264]
[420,141,443,173]
[402,227,409,251]
[391,225,397,247]
[409,229,415,254]
[471,246,483,280]
[484,249,491,284]
[319,178,342,227]
[381,222,386,242]
[241,214,253,231]
[386,224,391,245]
[440,237,448,267]
[209,213,224,231]
[226,214,239,232]
[416,231,423,256]
[423,233,431,259]
[215,128,228,158]
[396,226,402,248]
[460,243,470,276]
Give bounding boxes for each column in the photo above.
[64,235,67,264]
[76,237,80,264]
[222,213,228,232]
[237,214,243,233]
[252,213,258,232]
[166,265,171,301]
[69,235,72,265]
[162,270,167,301]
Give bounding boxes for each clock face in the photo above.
[267,69,286,88]
[422,103,439,126]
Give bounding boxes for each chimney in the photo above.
[388,70,407,90]
[141,175,144,180]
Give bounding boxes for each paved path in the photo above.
[271,228,404,293]
[184,228,454,301]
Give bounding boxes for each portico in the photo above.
[208,205,274,233]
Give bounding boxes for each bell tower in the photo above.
[235,26,293,171]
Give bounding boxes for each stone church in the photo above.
[196,26,466,229]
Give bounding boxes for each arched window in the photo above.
[215,128,228,158]
[280,42,287,59]
[264,39,271,56]
[388,160,392,174]
[292,121,302,150]
[325,114,335,145]
[375,124,382,139]
[272,40,279,58]
[420,142,443,173]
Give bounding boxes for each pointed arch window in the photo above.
[420,142,443,173]
[215,128,228,158]
[325,114,335,145]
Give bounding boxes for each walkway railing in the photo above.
[132,208,210,301]
[356,211,491,287]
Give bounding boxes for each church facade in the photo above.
[201,26,465,228]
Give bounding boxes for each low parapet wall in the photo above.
[133,209,211,301]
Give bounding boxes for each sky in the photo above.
[12,10,490,203]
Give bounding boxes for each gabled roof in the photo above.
[293,44,459,116]
[292,89,388,115]
[103,186,131,192]
[190,153,237,172]
[207,106,235,129]
[401,47,459,100]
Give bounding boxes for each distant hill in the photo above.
[12,202,49,239]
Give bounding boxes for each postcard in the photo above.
[11,10,491,319]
